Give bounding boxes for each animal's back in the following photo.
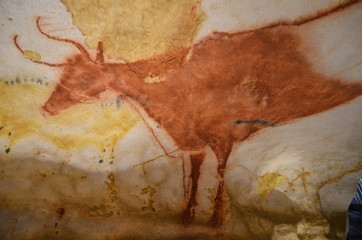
[130,26,362,149]
[183,27,362,120]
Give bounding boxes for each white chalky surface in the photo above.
[0,0,361,239]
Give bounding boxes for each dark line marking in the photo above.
[211,0,360,37]
[116,95,122,109]
[234,120,277,127]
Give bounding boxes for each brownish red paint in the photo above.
[13,1,362,227]
[182,151,205,224]
[56,207,65,219]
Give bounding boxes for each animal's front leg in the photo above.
[209,138,233,228]
[182,151,205,224]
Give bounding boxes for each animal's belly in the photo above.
[138,100,206,151]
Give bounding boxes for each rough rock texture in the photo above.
[0,0,361,239]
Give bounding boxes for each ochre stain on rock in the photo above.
[61,0,204,60]
[14,1,362,228]
[141,185,156,212]
[105,172,119,202]
[0,79,139,152]
[23,49,41,62]
[257,173,288,201]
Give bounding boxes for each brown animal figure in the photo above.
[14,2,362,227]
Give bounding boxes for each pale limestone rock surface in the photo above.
[0,0,361,239]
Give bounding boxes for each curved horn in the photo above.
[13,35,68,67]
[36,16,94,62]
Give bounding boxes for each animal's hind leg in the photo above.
[209,138,233,228]
[182,151,205,224]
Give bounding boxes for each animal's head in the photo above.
[14,17,117,116]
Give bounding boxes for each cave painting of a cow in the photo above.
[14,2,362,227]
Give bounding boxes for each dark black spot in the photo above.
[103,149,106,152]
[8,132,11,136]
[15,77,21,84]
[99,159,104,164]
[5,81,8,84]
[5,147,10,154]
[10,81,14,84]
[37,79,43,85]
[0,126,3,130]
[109,161,113,165]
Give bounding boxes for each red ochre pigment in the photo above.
[14,1,362,227]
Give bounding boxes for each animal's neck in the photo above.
[128,47,190,78]
[108,47,189,103]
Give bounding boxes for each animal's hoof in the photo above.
[181,207,195,225]
[210,219,222,228]
[210,211,223,228]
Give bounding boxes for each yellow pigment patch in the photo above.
[0,78,139,152]
[141,185,156,211]
[144,76,165,84]
[105,173,119,202]
[23,50,41,61]
[257,172,288,201]
[61,0,204,61]
[241,75,256,86]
